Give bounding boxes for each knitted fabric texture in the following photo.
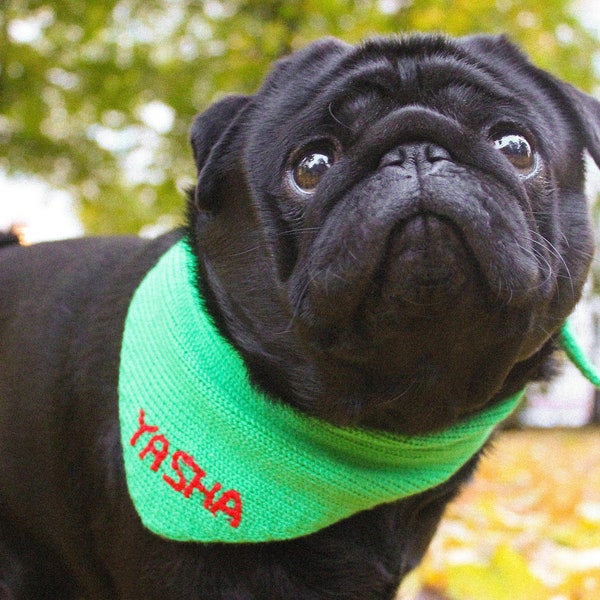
[119,239,523,543]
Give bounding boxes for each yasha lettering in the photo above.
[130,409,242,528]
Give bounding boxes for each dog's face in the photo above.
[188,35,598,434]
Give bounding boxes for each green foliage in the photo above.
[1,0,598,234]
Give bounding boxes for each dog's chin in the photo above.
[292,317,528,435]
[291,303,530,435]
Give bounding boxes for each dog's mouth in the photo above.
[377,213,474,307]
[289,171,545,341]
[290,202,538,359]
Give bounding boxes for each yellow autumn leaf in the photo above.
[446,545,547,600]
[399,428,600,600]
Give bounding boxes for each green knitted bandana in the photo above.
[119,239,524,543]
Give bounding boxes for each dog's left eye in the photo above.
[291,147,336,193]
[492,133,536,176]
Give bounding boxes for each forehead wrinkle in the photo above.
[325,56,515,137]
[338,53,513,106]
[251,36,532,158]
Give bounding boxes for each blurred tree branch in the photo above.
[1,0,598,234]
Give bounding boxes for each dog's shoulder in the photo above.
[0,230,182,294]
[0,230,184,354]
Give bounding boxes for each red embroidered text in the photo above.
[130,409,242,528]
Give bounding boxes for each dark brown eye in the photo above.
[492,133,536,175]
[291,147,336,193]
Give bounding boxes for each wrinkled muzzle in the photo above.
[289,108,547,337]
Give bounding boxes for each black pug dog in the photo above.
[0,33,599,599]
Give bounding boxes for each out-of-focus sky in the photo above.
[0,173,83,242]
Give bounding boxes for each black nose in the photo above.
[379,141,452,171]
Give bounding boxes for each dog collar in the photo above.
[118,238,523,543]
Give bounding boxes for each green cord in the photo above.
[561,319,600,387]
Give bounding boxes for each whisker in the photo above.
[327,102,353,131]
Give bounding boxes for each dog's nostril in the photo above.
[378,147,407,169]
[379,142,451,170]
[424,143,451,163]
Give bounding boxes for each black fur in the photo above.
[0,232,19,248]
[0,34,598,599]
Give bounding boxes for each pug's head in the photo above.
[187,34,598,435]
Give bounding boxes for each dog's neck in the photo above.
[117,238,523,543]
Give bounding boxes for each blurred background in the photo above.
[1,1,600,598]
[1,0,599,236]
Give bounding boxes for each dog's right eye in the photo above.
[492,133,536,176]
[290,147,336,193]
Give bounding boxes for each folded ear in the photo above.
[459,34,600,169]
[556,82,600,169]
[189,94,252,211]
